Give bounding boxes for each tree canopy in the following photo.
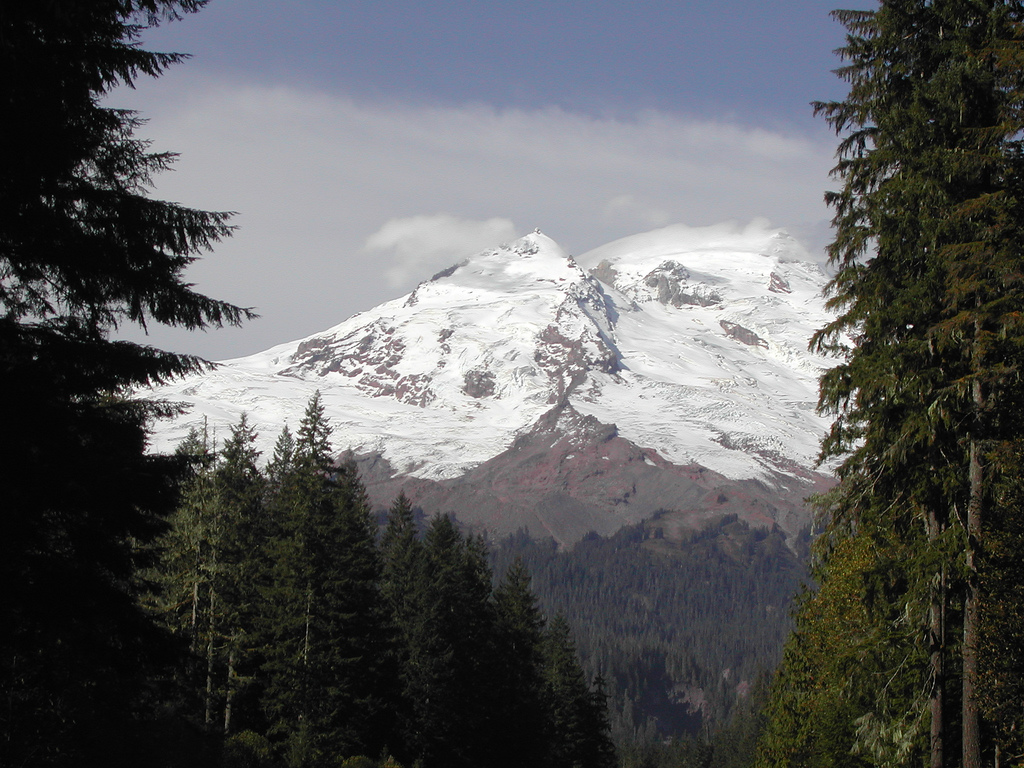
[758,3,1024,768]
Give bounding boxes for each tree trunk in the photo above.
[224,647,234,735]
[962,377,984,768]
[928,506,945,768]
[190,578,200,653]
[301,587,312,725]
[205,585,216,729]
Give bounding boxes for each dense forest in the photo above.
[490,514,806,762]
[142,396,615,768]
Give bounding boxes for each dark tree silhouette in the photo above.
[1,3,253,764]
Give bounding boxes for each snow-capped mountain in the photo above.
[149,223,837,544]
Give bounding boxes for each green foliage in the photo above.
[543,614,616,768]
[215,415,269,734]
[401,515,499,767]
[154,411,620,768]
[378,493,423,761]
[224,731,278,768]
[978,443,1024,759]
[756,4,1024,767]
[756,533,888,768]
[492,559,551,767]
[258,395,388,765]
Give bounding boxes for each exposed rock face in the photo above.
[353,403,831,546]
[148,224,838,545]
[768,271,792,294]
[462,368,496,398]
[594,258,723,308]
[719,320,768,349]
[284,319,437,407]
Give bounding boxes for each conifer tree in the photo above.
[977,443,1024,762]
[379,492,424,762]
[542,613,616,768]
[405,515,498,768]
[152,425,219,657]
[213,415,267,735]
[755,526,907,768]
[492,558,550,768]
[151,418,269,735]
[266,425,296,494]
[259,394,387,765]
[786,3,1024,767]
[1,3,252,764]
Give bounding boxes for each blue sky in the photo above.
[144,1,855,120]
[117,0,871,359]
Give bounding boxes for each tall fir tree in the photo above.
[1,2,253,764]
[259,394,387,766]
[379,492,424,763]
[404,515,498,768]
[542,613,616,768]
[213,414,267,736]
[492,558,551,768]
[147,423,224,730]
[760,3,1024,767]
[148,416,271,739]
[976,441,1024,763]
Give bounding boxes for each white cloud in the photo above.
[602,195,673,228]
[108,75,836,360]
[365,214,519,287]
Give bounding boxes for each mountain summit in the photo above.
[150,223,836,543]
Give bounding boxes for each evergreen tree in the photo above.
[1,2,252,764]
[765,3,1024,767]
[266,424,296,494]
[379,493,424,763]
[755,529,896,768]
[152,425,219,655]
[213,414,267,736]
[148,423,228,736]
[542,613,616,768]
[492,558,550,768]
[977,442,1024,762]
[405,515,498,768]
[259,394,387,766]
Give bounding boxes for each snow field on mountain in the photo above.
[568,223,833,479]
[147,224,838,485]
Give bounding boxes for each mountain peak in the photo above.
[148,224,836,543]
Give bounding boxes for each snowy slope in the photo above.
[574,222,831,479]
[148,222,835,498]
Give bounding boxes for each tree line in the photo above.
[148,393,615,768]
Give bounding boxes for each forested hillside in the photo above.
[491,513,807,767]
